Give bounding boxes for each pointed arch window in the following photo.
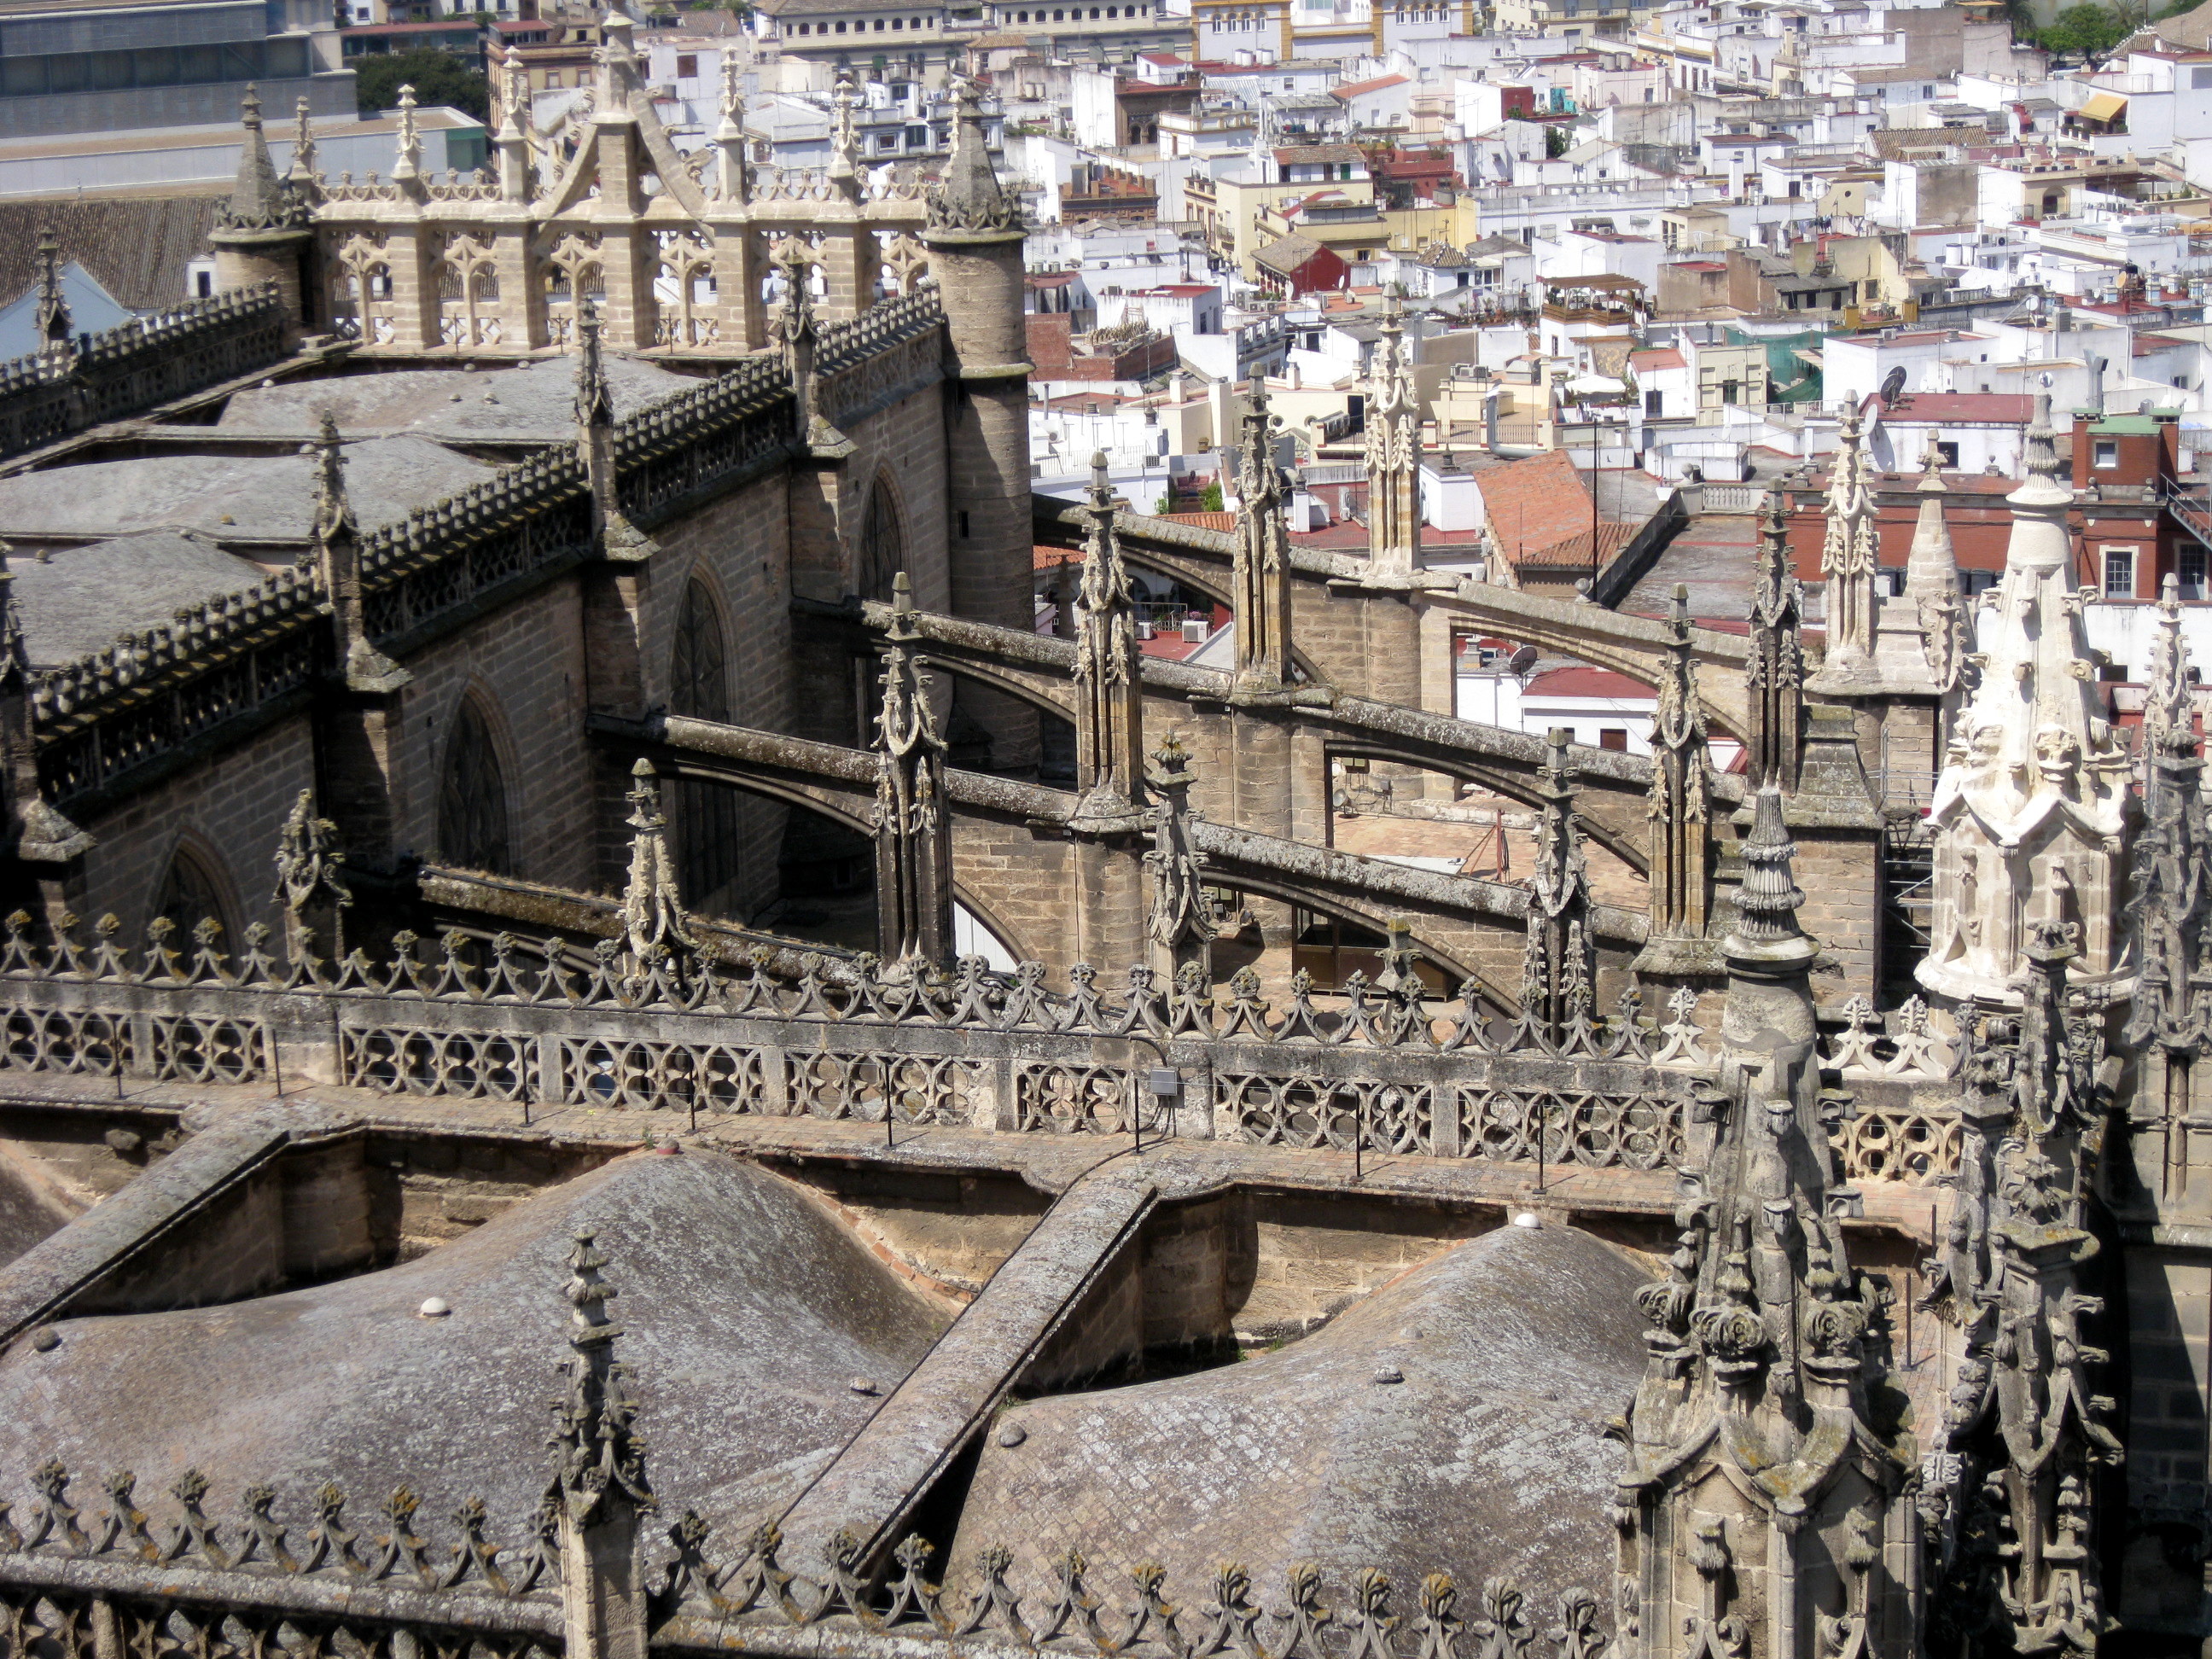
[670,578,731,723]
[670,579,740,905]
[154,845,234,945]
[856,476,905,602]
[438,699,513,875]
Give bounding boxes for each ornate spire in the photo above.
[32,229,69,362]
[1647,584,1710,941]
[574,297,614,430]
[288,97,319,195]
[1813,410,1880,683]
[2124,576,2205,1050]
[1070,452,1145,825]
[1144,733,1214,981]
[392,84,422,189]
[311,409,356,550]
[619,760,697,985]
[1919,392,2132,1006]
[493,51,531,202]
[828,66,861,197]
[274,788,351,963]
[1520,728,1593,1045]
[925,74,1021,237]
[1619,780,1917,1659]
[548,1231,652,1523]
[215,84,307,234]
[714,52,750,202]
[1362,296,1420,581]
[1928,923,2122,1659]
[1231,378,1296,697]
[310,413,409,695]
[871,573,954,969]
[1744,484,1804,792]
[1908,445,1970,702]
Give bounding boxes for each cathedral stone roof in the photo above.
[215,357,702,443]
[0,436,493,547]
[8,532,271,668]
[945,1221,1648,1598]
[0,1152,952,1530]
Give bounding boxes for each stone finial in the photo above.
[1231,376,1295,696]
[1520,727,1593,1040]
[392,85,422,187]
[829,67,860,195]
[1744,482,1803,791]
[1813,410,1879,680]
[1071,446,1145,822]
[1647,583,1710,941]
[274,787,351,963]
[1144,732,1214,978]
[2126,574,2205,1049]
[1723,784,1812,969]
[547,1230,652,1522]
[714,52,750,202]
[288,97,318,191]
[32,229,68,358]
[619,759,696,978]
[871,580,952,968]
[311,410,356,550]
[574,298,613,431]
[1363,292,1420,582]
[925,74,1021,237]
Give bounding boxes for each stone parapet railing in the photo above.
[0,913,1961,1183]
[0,1456,1609,1659]
[0,284,290,463]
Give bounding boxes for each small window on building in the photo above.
[544,68,563,84]
[677,51,697,73]
[836,19,848,30]
[2183,545,2208,602]
[2193,65,2212,88]
[2105,545,2138,598]
[195,270,213,297]
[1645,388,1662,416]
[1598,728,1629,751]
[2093,439,2119,469]
[1936,441,1959,468]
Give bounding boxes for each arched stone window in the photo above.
[856,476,905,602]
[154,844,234,944]
[669,580,740,905]
[437,698,513,875]
[670,578,731,723]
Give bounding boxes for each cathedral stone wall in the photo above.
[69,719,318,946]
[399,576,596,888]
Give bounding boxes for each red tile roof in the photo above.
[1474,450,1602,565]
[1877,392,2033,423]
[1523,665,1653,699]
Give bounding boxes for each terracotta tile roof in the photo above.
[1524,665,1652,699]
[1474,450,1599,565]
[1160,511,1237,532]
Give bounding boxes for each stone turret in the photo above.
[1918,396,2133,1007]
[208,84,313,338]
[924,76,1036,773]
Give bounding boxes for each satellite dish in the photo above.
[1878,365,1907,405]
[1507,644,1540,676]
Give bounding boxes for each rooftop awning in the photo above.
[2076,90,2128,123]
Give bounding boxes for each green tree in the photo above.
[1199,482,1225,512]
[1545,123,1571,158]
[355,48,491,123]
[2037,3,2129,55]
